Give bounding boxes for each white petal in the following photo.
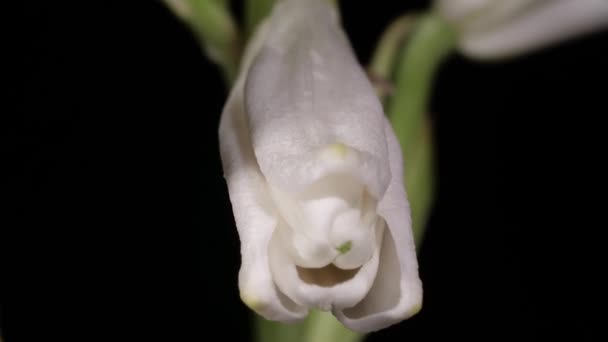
[447,0,549,33]
[458,0,608,59]
[436,0,496,24]
[219,20,308,322]
[269,219,384,311]
[244,0,390,198]
[334,118,423,333]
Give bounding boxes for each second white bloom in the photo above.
[437,0,608,59]
[219,0,422,333]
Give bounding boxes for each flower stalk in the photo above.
[163,0,240,84]
[385,14,455,244]
[387,13,455,164]
[245,0,276,39]
[257,310,361,342]
[369,14,419,103]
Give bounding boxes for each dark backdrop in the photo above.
[5,1,606,341]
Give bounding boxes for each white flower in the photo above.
[218,0,422,333]
[436,0,608,59]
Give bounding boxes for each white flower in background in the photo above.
[436,0,608,59]
[219,0,422,333]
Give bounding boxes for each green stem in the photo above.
[256,311,361,342]
[386,13,455,245]
[163,0,240,84]
[388,13,455,158]
[405,117,434,245]
[190,0,239,84]
[369,14,419,103]
[245,0,276,39]
[302,311,362,342]
[256,317,306,342]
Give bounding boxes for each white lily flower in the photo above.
[436,0,608,59]
[219,0,422,333]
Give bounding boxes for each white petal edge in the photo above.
[334,118,423,333]
[219,19,308,322]
[458,0,608,59]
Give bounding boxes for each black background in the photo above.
[5,0,606,341]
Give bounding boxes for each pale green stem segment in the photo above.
[301,311,362,342]
[369,13,437,243]
[384,13,456,245]
[405,117,434,245]
[256,316,307,342]
[369,14,419,102]
[257,311,362,342]
[163,0,240,84]
[245,0,276,39]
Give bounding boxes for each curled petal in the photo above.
[219,20,308,322]
[334,118,423,333]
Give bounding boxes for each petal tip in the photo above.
[240,288,265,312]
[401,295,423,320]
